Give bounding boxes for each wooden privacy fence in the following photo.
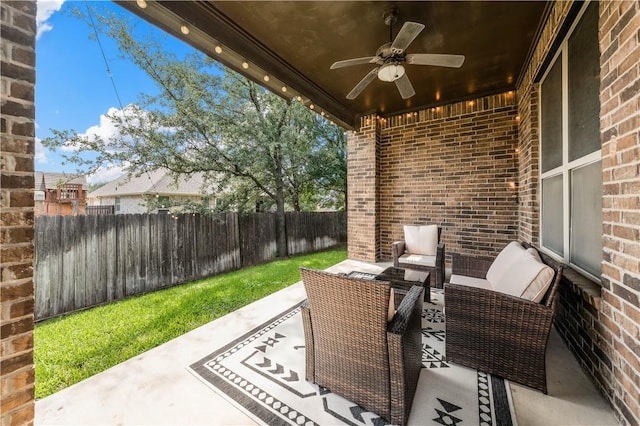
[34,211,346,320]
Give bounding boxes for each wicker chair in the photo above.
[444,243,564,393]
[299,267,423,425]
[392,225,445,289]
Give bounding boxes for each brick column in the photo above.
[599,1,640,424]
[516,84,540,245]
[1,1,37,425]
[347,114,381,262]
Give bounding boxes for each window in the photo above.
[539,1,601,280]
[115,196,121,213]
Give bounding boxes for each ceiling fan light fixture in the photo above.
[377,63,405,82]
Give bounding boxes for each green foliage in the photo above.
[34,248,347,399]
[42,5,346,216]
[87,182,107,193]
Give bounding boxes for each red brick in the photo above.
[11,45,35,68]
[5,402,35,426]
[0,387,33,413]
[0,333,33,356]
[0,245,33,264]
[9,82,33,101]
[9,298,34,318]
[9,190,34,208]
[0,281,33,303]
[0,137,34,155]
[0,226,34,244]
[0,351,33,376]
[0,210,34,227]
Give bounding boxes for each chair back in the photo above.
[299,267,392,409]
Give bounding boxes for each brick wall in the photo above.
[514,0,640,424]
[599,0,640,423]
[347,94,520,263]
[347,113,380,262]
[1,1,37,425]
[516,84,540,245]
[348,0,640,423]
[379,94,519,261]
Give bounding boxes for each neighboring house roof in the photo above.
[88,169,209,198]
[35,172,87,191]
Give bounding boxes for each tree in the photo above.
[42,6,346,257]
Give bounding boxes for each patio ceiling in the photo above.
[117,1,551,129]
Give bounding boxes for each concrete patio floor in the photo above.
[35,259,617,425]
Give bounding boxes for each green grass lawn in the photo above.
[34,247,347,399]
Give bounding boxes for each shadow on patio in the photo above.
[35,259,615,426]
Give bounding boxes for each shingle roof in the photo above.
[88,169,208,198]
[34,172,87,190]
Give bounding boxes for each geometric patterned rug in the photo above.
[189,289,514,425]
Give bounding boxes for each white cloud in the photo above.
[35,137,49,164]
[36,0,65,40]
[76,106,124,144]
[87,164,126,185]
[61,105,142,151]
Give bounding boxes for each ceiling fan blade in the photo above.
[395,73,415,99]
[331,57,379,69]
[406,53,465,68]
[391,21,425,53]
[346,68,379,100]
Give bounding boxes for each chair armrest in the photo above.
[444,283,556,393]
[435,243,445,287]
[387,285,423,335]
[387,285,423,426]
[392,241,405,267]
[445,282,555,366]
[451,252,493,279]
[300,300,315,382]
[445,283,553,327]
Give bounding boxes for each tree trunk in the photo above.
[274,141,288,258]
[275,184,288,258]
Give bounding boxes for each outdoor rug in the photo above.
[189,289,514,426]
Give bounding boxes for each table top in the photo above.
[377,266,430,285]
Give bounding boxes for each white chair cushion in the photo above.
[490,251,555,302]
[398,253,436,267]
[449,274,493,290]
[388,290,395,322]
[403,225,438,256]
[486,241,525,283]
[526,247,542,262]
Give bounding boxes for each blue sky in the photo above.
[36,0,195,183]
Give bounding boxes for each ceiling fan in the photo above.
[330,8,465,100]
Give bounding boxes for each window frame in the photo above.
[538,0,601,283]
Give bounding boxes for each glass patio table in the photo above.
[347,267,430,306]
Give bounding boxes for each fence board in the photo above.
[34,211,345,320]
[61,217,75,313]
[286,212,347,255]
[239,213,277,266]
[147,214,160,292]
[105,214,118,302]
[73,215,87,310]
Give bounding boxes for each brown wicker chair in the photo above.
[392,225,445,289]
[444,243,564,393]
[300,267,423,425]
